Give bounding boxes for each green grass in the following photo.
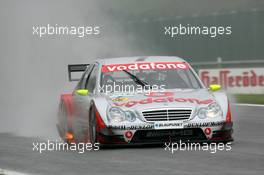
[235,94,264,104]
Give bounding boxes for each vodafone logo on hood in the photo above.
[114,97,214,108]
[102,62,189,72]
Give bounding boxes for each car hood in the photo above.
[104,89,215,112]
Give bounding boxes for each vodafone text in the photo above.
[102,62,189,72]
[114,97,214,108]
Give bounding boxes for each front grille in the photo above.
[142,109,192,121]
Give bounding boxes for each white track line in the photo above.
[234,103,264,107]
[0,169,30,175]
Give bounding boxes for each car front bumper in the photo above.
[97,122,233,145]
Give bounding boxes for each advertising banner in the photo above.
[199,68,264,94]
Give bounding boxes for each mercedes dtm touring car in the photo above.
[57,56,233,145]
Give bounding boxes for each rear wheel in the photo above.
[58,102,73,143]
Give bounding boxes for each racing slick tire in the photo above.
[57,102,73,143]
[89,105,98,145]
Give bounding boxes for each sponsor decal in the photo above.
[154,122,183,129]
[184,121,225,128]
[145,91,174,97]
[199,68,264,94]
[107,124,154,130]
[146,129,193,138]
[111,97,129,102]
[102,62,189,72]
[114,97,214,108]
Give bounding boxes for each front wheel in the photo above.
[89,106,97,145]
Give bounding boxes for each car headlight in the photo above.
[108,107,137,123]
[125,111,136,122]
[197,103,222,119]
[108,107,126,122]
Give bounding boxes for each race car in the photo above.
[57,56,233,146]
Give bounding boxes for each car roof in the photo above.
[94,56,187,65]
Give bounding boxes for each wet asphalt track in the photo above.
[0,105,264,175]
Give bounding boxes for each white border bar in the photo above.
[0,169,30,175]
[234,103,264,107]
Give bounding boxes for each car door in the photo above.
[84,63,99,118]
[73,63,99,131]
[71,64,94,137]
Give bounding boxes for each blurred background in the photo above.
[107,0,264,61]
[0,0,263,138]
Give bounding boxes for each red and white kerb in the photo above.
[101,62,189,72]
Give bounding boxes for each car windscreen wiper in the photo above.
[122,70,152,89]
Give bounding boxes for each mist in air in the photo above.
[1,0,261,139]
[0,0,139,139]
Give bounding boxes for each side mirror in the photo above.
[209,84,221,92]
[75,89,89,96]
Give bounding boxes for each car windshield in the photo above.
[100,63,202,92]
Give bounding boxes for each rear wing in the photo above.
[68,64,89,81]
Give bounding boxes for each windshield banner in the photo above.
[102,62,189,72]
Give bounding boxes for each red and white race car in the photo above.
[57,56,233,145]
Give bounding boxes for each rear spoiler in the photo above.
[68,64,89,81]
